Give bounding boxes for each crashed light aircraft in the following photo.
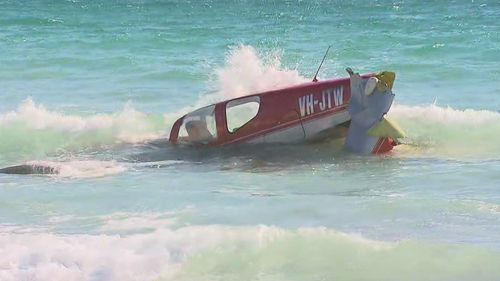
[169,68,405,154]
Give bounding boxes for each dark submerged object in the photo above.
[0,164,58,175]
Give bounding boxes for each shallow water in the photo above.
[1,1,500,280]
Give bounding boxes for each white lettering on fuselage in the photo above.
[298,86,343,117]
[299,93,315,116]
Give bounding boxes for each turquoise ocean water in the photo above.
[1,1,500,280]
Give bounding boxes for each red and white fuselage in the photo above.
[169,74,397,154]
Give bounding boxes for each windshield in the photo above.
[177,105,217,144]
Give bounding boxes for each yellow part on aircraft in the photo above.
[376,71,396,90]
[368,116,406,139]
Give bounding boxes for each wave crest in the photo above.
[1,223,499,281]
[0,99,165,163]
[390,104,500,158]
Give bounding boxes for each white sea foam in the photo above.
[1,221,499,281]
[0,99,166,163]
[389,103,500,157]
[390,103,500,125]
[215,45,307,100]
[0,99,164,158]
[0,99,163,143]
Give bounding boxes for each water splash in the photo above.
[163,45,307,130]
[215,45,307,100]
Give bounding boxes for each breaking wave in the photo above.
[0,99,165,164]
[1,221,499,281]
[390,103,500,158]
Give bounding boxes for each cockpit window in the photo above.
[178,105,217,144]
[226,96,260,133]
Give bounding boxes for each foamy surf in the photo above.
[0,99,166,163]
[389,104,500,158]
[0,99,164,141]
[1,223,499,281]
